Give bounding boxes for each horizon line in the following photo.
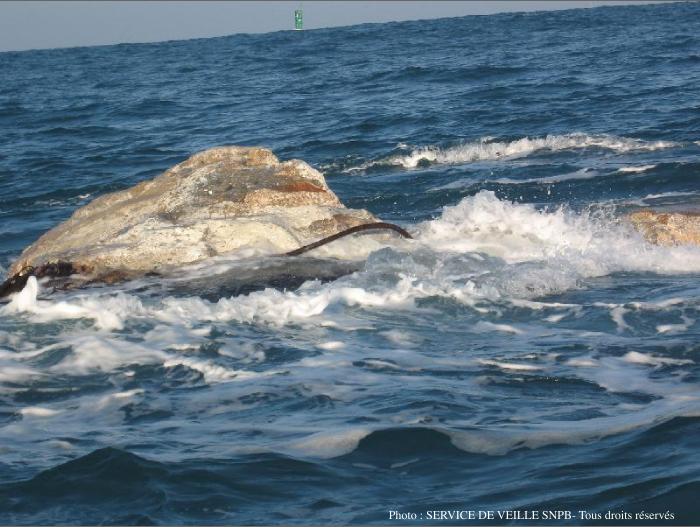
[0,0,673,55]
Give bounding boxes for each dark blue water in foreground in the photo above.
[1,3,700,524]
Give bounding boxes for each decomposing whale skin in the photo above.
[627,210,700,246]
[7,146,379,285]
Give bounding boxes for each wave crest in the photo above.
[356,133,678,170]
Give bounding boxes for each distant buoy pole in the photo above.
[294,6,303,30]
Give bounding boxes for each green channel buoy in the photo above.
[294,9,303,30]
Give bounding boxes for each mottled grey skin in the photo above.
[4,145,383,293]
[627,210,700,246]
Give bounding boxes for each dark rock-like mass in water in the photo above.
[6,146,382,289]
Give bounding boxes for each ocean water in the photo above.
[1,3,700,525]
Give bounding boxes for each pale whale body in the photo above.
[1,146,410,296]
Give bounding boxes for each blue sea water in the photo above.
[1,2,700,524]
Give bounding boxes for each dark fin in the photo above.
[283,222,413,257]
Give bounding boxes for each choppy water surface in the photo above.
[1,3,700,524]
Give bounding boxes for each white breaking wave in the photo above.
[415,190,700,271]
[366,134,677,169]
[1,277,144,331]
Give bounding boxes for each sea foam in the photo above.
[352,133,678,170]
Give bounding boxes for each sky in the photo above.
[0,1,665,53]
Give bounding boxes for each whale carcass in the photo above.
[627,210,700,246]
[1,146,409,297]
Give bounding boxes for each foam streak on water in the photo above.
[374,134,679,170]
